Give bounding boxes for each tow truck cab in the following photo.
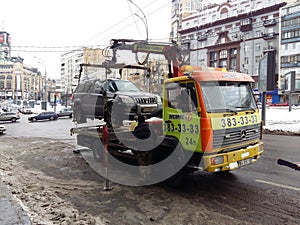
[163,66,264,172]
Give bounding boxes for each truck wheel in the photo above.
[92,140,103,161]
[104,105,113,127]
[162,169,184,188]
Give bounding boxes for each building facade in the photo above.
[279,0,300,104]
[60,50,84,101]
[0,31,46,102]
[171,0,211,42]
[178,0,289,90]
[171,0,300,104]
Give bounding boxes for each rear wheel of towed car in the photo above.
[104,104,122,128]
[11,117,17,122]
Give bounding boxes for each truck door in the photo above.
[164,81,202,152]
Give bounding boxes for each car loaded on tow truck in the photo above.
[70,39,264,186]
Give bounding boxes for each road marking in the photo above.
[255,179,300,192]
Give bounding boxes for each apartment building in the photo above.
[279,0,300,104]
[60,50,84,100]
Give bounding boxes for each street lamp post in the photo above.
[34,56,47,110]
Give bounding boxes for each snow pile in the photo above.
[263,106,300,134]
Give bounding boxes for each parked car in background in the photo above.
[0,111,20,122]
[0,124,6,134]
[28,111,58,122]
[57,107,73,118]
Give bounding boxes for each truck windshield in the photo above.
[200,81,257,113]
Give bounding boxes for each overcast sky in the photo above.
[1,0,174,78]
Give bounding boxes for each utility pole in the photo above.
[34,56,47,110]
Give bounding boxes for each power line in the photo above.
[4,0,171,54]
[83,0,170,45]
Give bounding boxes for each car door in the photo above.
[38,112,45,120]
[73,80,92,117]
[80,81,96,118]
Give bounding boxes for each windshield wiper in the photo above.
[236,106,256,114]
[209,108,238,115]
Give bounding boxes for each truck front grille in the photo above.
[134,97,157,104]
[213,124,261,150]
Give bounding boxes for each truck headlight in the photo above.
[117,95,134,104]
[210,156,224,165]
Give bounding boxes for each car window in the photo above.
[104,79,140,92]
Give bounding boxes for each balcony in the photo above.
[182,38,191,44]
[263,47,276,53]
[263,19,276,27]
[262,32,277,40]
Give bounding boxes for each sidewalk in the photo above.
[0,182,31,225]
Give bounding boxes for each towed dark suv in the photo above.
[72,78,160,126]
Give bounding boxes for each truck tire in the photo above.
[104,104,122,128]
[163,169,185,188]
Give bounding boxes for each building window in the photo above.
[244,57,249,65]
[255,43,261,51]
[219,50,228,59]
[220,8,228,18]
[255,56,262,63]
[267,41,274,49]
[230,58,237,71]
[256,30,261,37]
[209,51,217,68]
[219,59,227,68]
[210,52,217,61]
[185,1,191,11]
[230,48,237,56]
[210,61,217,67]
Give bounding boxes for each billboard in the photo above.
[258,51,276,92]
[284,71,295,92]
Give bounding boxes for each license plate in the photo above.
[238,158,252,167]
[142,107,155,113]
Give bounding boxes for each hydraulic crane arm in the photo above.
[110,39,189,78]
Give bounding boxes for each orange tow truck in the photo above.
[71,39,264,185]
